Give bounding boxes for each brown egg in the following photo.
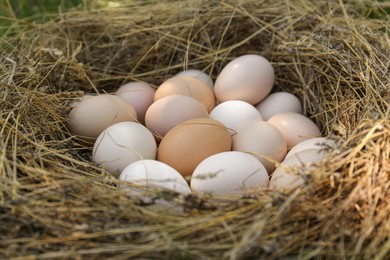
[157,118,231,176]
[67,94,137,144]
[154,76,216,112]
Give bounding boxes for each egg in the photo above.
[67,94,137,144]
[268,112,321,149]
[154,76,215,112]
[255,92,303,120]
[119,160,191,194]
[145,95,209,140]
[115,82,155,123]
[69,94,94,108]
[190,151,269,194]
[232,121,287,173]
[176,69,214,89]
[285,137,337,158]
[157,118,231,176]
[209,100,263,135]
[269,149,327,190]
[214,54,274,105]
[92,121,157,177]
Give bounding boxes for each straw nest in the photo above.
[0,0,389,259]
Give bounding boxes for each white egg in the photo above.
[191,151,269,194]
[285,137,337,158]
[209,100,263,135]
[176,69,214,89]
[255,92,302,120]
[269,149,327,190]
[92,122,157,177]
[119,160,191,194]
[232,121,287,173]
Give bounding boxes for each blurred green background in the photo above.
[0,0,389,20]
[0,0,388,36]
[0,0,128,35]
[0,0,83,18]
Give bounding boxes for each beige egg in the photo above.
[269,149,326,190]
[145,95,209,140]
[115,82,155,123]
[214,54,274,105]
[154,76,216,112]
[157,118,231,177]
[67,94,137,144]
[232,121,287,173]
[190,151,269,194]
[69,94,94,109]
[268,112,321,149]
[255,92,302,120]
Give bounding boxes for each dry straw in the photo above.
[0,0,389,259]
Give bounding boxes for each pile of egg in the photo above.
[67,54,336,195]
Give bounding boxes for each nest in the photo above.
[0,0,389,258]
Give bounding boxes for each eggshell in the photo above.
[154,76,215,112]
[119,160,191,194]
[285,137,337,158]
[255,92,302,120]
[232,121,287,173]
[115,82,155,123]
[67,94,137,144]
[269,149,327,190]
[268,112,321,149]
[209,100,263,135]
[214,54,274,105]
[145,95,209,140]
[92,122,157,177]
[69,94,94,108]
[157,118,231,176]
[190,151,269,194]
[176,69,214,89]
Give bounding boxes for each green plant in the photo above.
[0,0,82,18]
